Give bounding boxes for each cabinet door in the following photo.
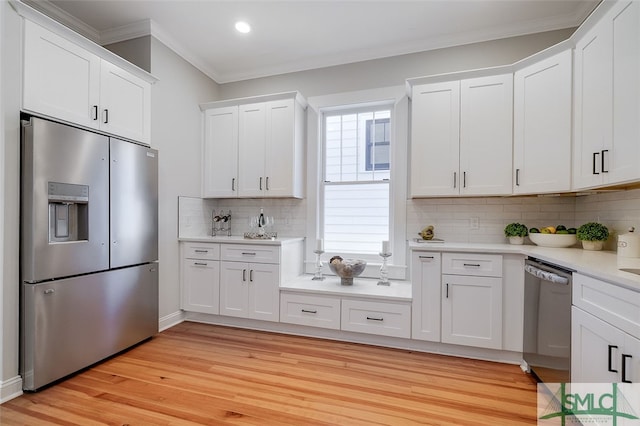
[441,275,503,349]
[573,15,612,189]
[411,252,441,342]
[459,74,513,196]
[23,20,100,129]
[247,263,280,322]
[219,261,249,318]
[202,106,239,198]
[238,103,266,197]
[572,307,625,383]
[264,99,299,198]
[99,61,151,143]
[608,0,640,185]
[410,81,460,197]
[181,259,220,314]
[513,50,572,194]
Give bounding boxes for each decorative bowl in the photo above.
[328,258,367,285]
[528,233,578,248]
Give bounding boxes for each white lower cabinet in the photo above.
[181,243,220,314]
[411,252,441,341]
[280,293,341,330]
[220,261,280,322]
[341,299,411,338]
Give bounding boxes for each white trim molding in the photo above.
[0,376,23,404]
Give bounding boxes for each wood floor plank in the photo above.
[0,322,539,425]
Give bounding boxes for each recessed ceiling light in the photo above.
[235,21,251,34]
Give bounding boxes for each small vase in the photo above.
[582,240,604,251]
[509,236,525,245]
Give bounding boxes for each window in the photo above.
[322,108,391,255]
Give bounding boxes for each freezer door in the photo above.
[21,117,109,282]
[110,138,158,268]
[21,264,159,391]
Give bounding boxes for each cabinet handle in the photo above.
[366,316,384,321]
[103,109,109,124]
[601,149,609,173]
[446,283,449,298]
[259,177,263,190]
[242,269,247,282]
[194,262,208,266]
[622,354,632,383]
[92,105,98,120]
[301,309,317,314]
[232,178,236,191]
[266,176,269,191]
[463,171,467,188]
[608,345,618,372]
[242,252,257,256]
[515,168,520,186]
[419,255,434,259]
[593,152,600,175]
[453,172,457,189]
[194,249,208,253]
[249,270,253,282]
[463,263,481,267]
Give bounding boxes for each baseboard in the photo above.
[159,310,185,332]
[0,375,23,404]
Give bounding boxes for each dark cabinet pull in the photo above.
[92,105,98,120]
[366,316,384,321]
[232,178,235,191]
[453,172,457,189]
[242,252,257,256]
[463,263,481,267]
[622,354,632,383]
[446,283,449,298]
[103,109,109,124]
[266,177,269,190]
[608,345,618,372]
[601,149,609,173]
[194,262,208,266]
[242,269,247,282]
[515,168,520,186]
[463,171,467,188]
[593,152,600,175]
[301,309,317,314]
[419,255,435,260]
[259,177,263,190]
[194,249,208,253]
[249,270,253,282]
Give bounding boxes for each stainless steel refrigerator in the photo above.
[20,116,159,391]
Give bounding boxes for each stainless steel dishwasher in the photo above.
[523,257,573,383]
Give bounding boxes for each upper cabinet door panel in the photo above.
[265,99,297,197]
[99,61,151,144]
[513,49,572,194]
[23,20,101,129]
[202,106,239,198]
[238,103,267,197]
[410,81,460,197]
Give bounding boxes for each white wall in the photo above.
[149,37,219,325]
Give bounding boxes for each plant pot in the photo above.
[508,236,525,245]
[581,240,604,251]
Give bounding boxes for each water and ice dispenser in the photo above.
[47,182,89,243]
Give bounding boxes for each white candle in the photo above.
[316,238,324,252]
[382,240,390,254]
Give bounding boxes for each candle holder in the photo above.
[377,252,392,286]
[312,249,325,281]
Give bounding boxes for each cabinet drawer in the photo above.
[280,293,340,330]
[341,299,411,338]
[183,243,220,260]
[221,244,279,263]
[573,273,640,339]
[442,253,502,277]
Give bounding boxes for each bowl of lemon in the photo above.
[528,225,578,248]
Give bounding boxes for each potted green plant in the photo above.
[504,223,528,245]
[576,222,609,251]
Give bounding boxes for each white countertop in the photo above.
[409,241,640,292]
[179,235,304,246]
[280,275,412,301]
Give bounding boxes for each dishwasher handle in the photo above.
[525,264,569,285]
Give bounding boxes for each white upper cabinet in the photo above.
[513,49,572,194]
[201,92,306,199]
[410,72,512,197]
[22,20,152,144]
[202,106,239,198]
[573,0,640,190]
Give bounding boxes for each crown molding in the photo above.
[20,0,100,43]
[100,19,152,46]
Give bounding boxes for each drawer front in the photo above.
[280,293,340,330]
[221,244,280,264]
[573,273,640,339]
[442,253,502,277]
[183,243,220,260]
[341,299,411,338]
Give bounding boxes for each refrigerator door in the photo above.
[21,264,159,391]
[21,117,109,282]
[110,138,158,268]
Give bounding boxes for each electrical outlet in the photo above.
[470,217,479,230]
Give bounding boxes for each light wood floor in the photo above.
[1,322,538,425]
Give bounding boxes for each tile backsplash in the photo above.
[179,187,640,250]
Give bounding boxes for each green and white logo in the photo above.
[538,383,640,425]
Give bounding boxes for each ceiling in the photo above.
[25,0,600,84]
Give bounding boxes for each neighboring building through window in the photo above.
[322,108,391,255]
